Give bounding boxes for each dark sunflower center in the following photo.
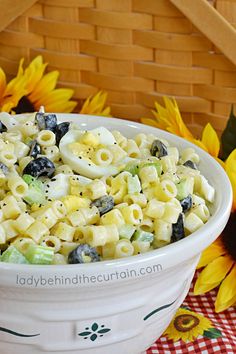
[13,96,35,114]
[174,314,200,332]
[222,212,236,261]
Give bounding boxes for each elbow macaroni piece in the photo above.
[0,150,17,167]
[155,180,177,202]
[181,148,200,164]
[7,175,28,198]
[114,239,134,258]
[124,193,147,208]
[132,240,150,255]
[93,148,113,166]
[2,219,18,241]
[139,165,159,189]
[14,141,30,159]
[184,212,204,234]
[0,225,6,244]
[121,204,143,225]
[1,195,22,219]
[37,130,56,147]
[85,179,107,200]
[100,208,125,227]
[52,222,75,242]
[124,139,140,158]
[153,219,172,248]
[14,213,35,233]
[25,220,49,243]
[192,204,210,223]
[144,199,165,219]
[139,217,154,233]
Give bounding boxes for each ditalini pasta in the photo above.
[0,110,215,265]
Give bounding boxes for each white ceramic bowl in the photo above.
[0,115,232,354]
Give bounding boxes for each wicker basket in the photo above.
[1,0,236,134]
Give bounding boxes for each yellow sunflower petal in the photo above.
[140,117,160,128]
[215,264,236,312]
[191,138,208,152]
[23,56,47,93]
[0,67,6,98]
[16,58,24,77]
[201,123,220,157]
[1,71,27,112]
[225,149,236,211]
[45,100,77,113]
[197,239,226,268]
[194,255,234,295]
[148,97,194,141]
[33,88,76,113]
[29,71,59,102]
[80,91,111,116]
[35,88,74,106]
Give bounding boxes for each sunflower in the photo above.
[14,56,77,114]
[163,307,212,342]
[80,91,111,117]
[194,150,236,312]
[0,66,27,113]
[143,96,236,312]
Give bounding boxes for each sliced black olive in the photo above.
[68,244,100,264]
[0,121,7,133]
[171,213,185,242]
[183,160,198,170]
[23,157,55,178]
[29,140,41,158]
[150,139,168,157]
[0,162,8,175]
[35,112,45,130]
[35,112,57,132]
[180,194,192,213]
[91,195,114,216]
[56,122,70,145]
[44,114,57,132]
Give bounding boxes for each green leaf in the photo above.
[91,323,98,332]
[221,105,236,160]
[203,328,222,339]
[97,328,111,334]
[90,333,97,341]
[78,331,91,337]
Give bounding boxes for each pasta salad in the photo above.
[0,110,215,265]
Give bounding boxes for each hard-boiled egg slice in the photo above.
[59,128,120,178]
[43,173,91,200]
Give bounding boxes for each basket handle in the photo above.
[170,0,236,66]
[0,0,38,32]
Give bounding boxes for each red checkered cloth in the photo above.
[147,275,236,354]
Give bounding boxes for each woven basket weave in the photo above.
[1,0,236,134]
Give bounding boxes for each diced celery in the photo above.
[23,174,35,185]
[23,175,46,205]
[1,246,29,264]
[25,244,54,265]
[127,175,141,194]
[124,162,140,176]
[176,178,194,200]
[118,224,136,240]
[140,161,162,176]
[132,229,154,243]
[24,137,33,146]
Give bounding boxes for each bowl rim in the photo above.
[0,114,232,278]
